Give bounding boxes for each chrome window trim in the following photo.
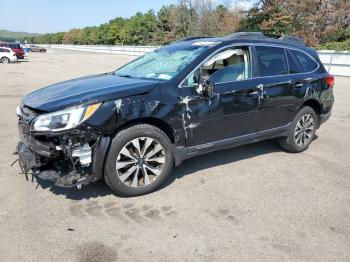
[178,42,320,88]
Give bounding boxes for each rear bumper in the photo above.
[318,111,331,127]
[15,52,24,59]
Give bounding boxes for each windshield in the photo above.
[115,42,214,80]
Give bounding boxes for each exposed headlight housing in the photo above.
[31,103,101,132]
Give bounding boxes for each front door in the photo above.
[180,46,260,146]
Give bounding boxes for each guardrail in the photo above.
[38,44,350,77]
[318,50,350,77]
[39,44,159,56]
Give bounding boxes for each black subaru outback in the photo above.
[16,32,334,196]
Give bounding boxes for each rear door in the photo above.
[252,46,296,131]
[286,49,321,102]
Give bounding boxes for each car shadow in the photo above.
[35,178,113,200]
[161,140,282,189]
[34,140,282,200]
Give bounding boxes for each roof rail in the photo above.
[224,32,306,46]
[279,35,306,46]
[224,32,267,40]
[174,36,214,43]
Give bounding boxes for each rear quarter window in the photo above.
[286,50,301,74]
[291,50,318,72]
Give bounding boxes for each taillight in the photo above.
[325,75,334,88]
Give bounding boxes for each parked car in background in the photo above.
[30,45,46,52]
[0,47,18,63]
[16,32,334,197]
[0,42,24,59]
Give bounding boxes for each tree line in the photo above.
[25,0,350,49]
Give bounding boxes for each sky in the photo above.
[0,0,252,34]
[0,0,176,33]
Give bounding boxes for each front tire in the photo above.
[104,124,174,197]
[1,57,10,64]
[279,106,318,153]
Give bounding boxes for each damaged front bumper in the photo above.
[16,113,110,188]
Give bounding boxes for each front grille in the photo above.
[18,108,57,158]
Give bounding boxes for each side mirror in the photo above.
[198,73,216,99]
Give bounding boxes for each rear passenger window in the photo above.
[256,46,288,76]
[291,50,318,72]
[286,51,301,74]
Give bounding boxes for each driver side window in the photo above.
[186,47,250,87]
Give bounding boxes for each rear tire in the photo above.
[1,57,10,64]
[279,106,318,153]
[104,124,174,197]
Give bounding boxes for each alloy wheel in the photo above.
[1,57,9,64]
[294,113,314,147]
[116,137,165,187]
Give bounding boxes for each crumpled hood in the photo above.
[22,73,159,112]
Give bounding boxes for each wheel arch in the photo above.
[301,99,321,116]
[115,117,177,144]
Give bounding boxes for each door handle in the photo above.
[293,78,314,88]
[294,82,304,88]
[304,77,313,83]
